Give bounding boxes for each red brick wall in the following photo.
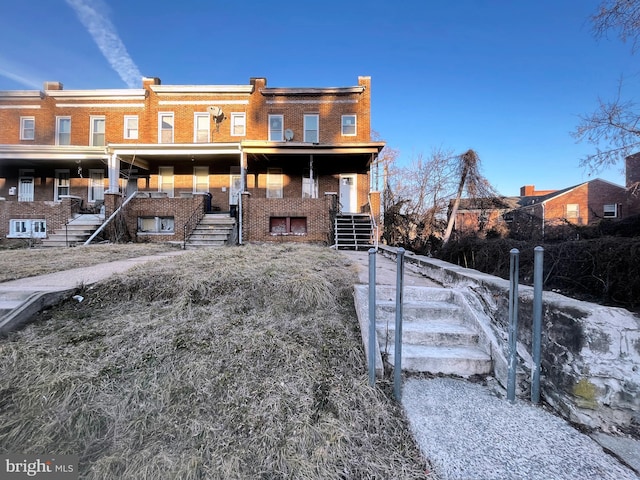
[0,196,78,239]
[544,181,627,225]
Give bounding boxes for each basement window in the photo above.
[603,204,618,218]
[269,217,307,235]
[138,216,174,234]
[8,219,46,238]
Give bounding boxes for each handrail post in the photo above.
[394,247,405,400]
[368,248,377,386]
[531,246,544,403]
[65,222,68,247]
[507,248,520,402]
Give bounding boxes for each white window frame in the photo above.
[566,204,579,219]
[8,219,46,238]
[124,115,138,140]
[55,169,70,201]
[268,115,283,142]
[159,166,174,197]
[18,169,34,202]
[138,216,175,234]
[20,117,35,140]
[90,115,106,146]
[304,114,319,143]
[158,112,174,143]
[266,168,283,198]
[56,116,71,145]
[341,115,357,136]
[193,166,209,193]
[231,112,246,136]
[88,169,105,203]
[302,170,318,199]
[603,204,618,218]
[194,113,210,143]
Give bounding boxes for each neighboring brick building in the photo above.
[454,179,629,240]
[0,76,384,245]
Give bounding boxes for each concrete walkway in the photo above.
[339,249,640,480]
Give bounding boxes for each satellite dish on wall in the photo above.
[284,129,294,141]
[207,105,223,119]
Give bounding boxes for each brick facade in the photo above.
[0,76,383,244]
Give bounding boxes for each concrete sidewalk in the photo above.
[0,250,187,335]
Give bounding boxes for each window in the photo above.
[302,170,318,198]
[90,116,105,146]
[159,166,174,197]
[158,113,174,143]
[89,169,104,203]
[269,217,307,235]
[56,117,71,145]
[193,166,209,193]
[194,113,210,143]
[266,168,283,198]
[8,219,46,238]
[231,112,246,136]
[124,115,138,139]
[269,115,283,141]
[603,204,618,218]
[566,204,579,219]
[341,115,356,136]
[304,114,319,143]
[55,169,70,201]
[20,117,35,140]
[138,216,174,233]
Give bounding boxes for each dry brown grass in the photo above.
[0,243,432,479]
[0,243,177,283]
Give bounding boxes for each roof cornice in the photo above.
[150,85,254,94]
[0,91,43,100]
[260,86,365,96]
[46,89,146,100]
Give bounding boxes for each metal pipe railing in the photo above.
[182,198,206,250]
[393,248,405,400]
[368,248,377,386]
[531,246,544,403]
[507,248,520,402]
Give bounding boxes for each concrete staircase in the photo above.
[355,285,493,378]
[41,214,104,247]
[334,214,373,250]
[185,214,236,248]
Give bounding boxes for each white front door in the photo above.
[339,174,357,213]
[229,172,242,206]
[89,169,105,203]
[18,176,34,202]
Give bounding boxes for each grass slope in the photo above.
[0,244,431,479]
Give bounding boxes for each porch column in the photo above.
[107,152,120,194]
[309,155,315,197]
[241,151,248,191]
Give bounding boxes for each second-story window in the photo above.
[341,115,357,136]
[20,117,35,140]
[269,115,283,142]
[91,116,105,146]
[194,113,210,143]
[124,115,138,140]
[304,114,319,143]
[159,113,174,143]
[231,113,246,136]
[56,117,71,145]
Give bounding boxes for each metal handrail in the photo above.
[183,197,206,249]
[367,193,379,251]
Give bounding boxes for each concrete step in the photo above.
[376,300,462,322]
[188,233,229,241]
[377,320,480,348]
[383,344,492,377]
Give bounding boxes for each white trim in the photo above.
[339,174,358,213]
[8,218,46,238]
[55,103,145,108]
[54,169,70,201]
[0,91,42,99]
[304,114,319,143]
[46,90,146,98]
[90,115,106,146]
[265,99,358,104]
[230,112,246,136]
[341,114,357,136]
[123,115,139,140]
[55,116,71,146]
[150,85,254,94]
[158,100,249,105]
[0,105,41,109]
[268,114,284,142]
[158,112,174,144]
[193,113,210,143]
[20,116,35,140]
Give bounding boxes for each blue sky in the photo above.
[1,0,637,196]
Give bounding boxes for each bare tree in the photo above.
[442,149,498,245]
[574,0,640,173]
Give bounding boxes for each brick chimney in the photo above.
[43,81,63,91]
[142,77,161,88]
[625,153,640,188]
[520,185,535,196]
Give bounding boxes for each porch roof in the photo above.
[0,144,106,161]
[240,141,385,155]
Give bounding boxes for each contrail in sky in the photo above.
[65,0,142,88]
